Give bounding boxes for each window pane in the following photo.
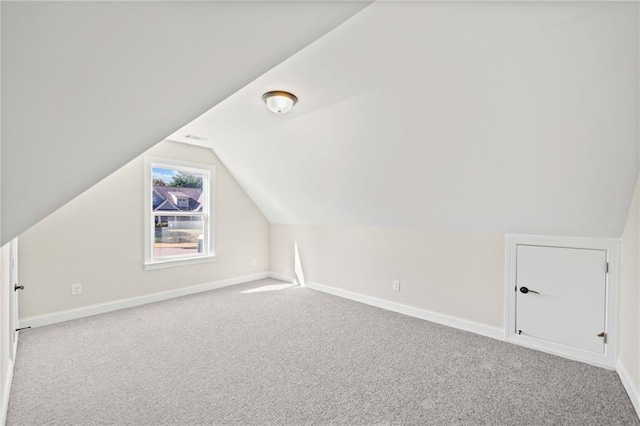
[152,167,204,212]
[154,215,205,258]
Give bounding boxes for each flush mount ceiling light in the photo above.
[262,90,298,114]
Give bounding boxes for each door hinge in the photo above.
[605,262,609,273]
[597,332,607,344]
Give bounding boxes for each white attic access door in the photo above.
[505,235,619,369]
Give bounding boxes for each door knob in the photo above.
[519,286,539,294]
[14,284,24,291]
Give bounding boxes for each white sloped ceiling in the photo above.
[170,1,639,238]
[1,0,370,244]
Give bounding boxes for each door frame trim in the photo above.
[9,238,18,362]
[505,234,619,369]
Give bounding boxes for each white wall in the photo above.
[619,174,640,408]
[184,2,639,240]
[0,1,10,421]
[18,141,270,319]
[270,224,504,327]
[0,1,367,245]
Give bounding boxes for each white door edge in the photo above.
[504,234,619,369]
[9,238,19,362]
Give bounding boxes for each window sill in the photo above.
[144,254,217,271]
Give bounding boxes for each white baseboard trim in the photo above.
[293,277,504,341]
[20,272,271,329]
[1,331,19,425]
[1,357,15,426]
[618,359,640,419]
[12,331,18,364]
[505,334,615,370]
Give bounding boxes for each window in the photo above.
[144,157,215,269]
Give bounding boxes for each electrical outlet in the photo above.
[251,259,257,266]
[71,283,82,296]
[392,280,400,291]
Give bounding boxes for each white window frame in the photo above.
[144,156,216,270]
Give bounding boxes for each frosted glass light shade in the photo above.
[263,91,298,114]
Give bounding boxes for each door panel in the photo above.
[9,238,18,360]
[516,245,607,354]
